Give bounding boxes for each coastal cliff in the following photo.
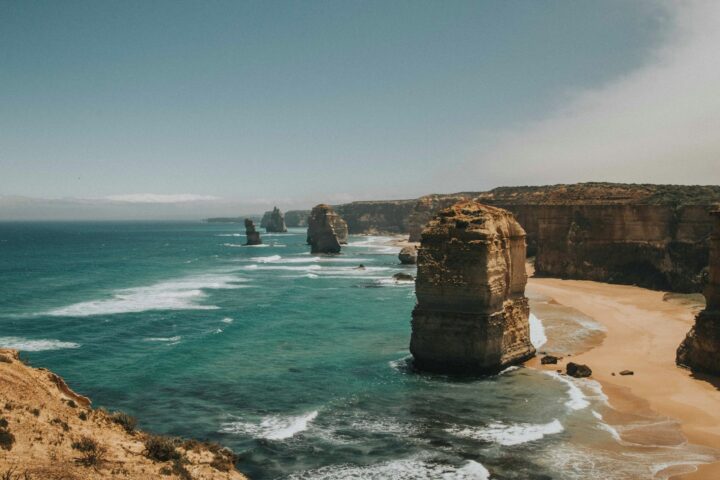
[395,184,720,292]
[334,200,415,234]
[306,204,347,254]
[410,201,535,374]
[677,209,720,375]
[284,210,310,227]
[0,349,246,480]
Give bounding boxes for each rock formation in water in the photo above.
[398,245,418,264]
[307,204,347,253]
[410,201,535,374]
[244,218,262,245]
[677,209,720,375]
[0,349,246,480]
[285,210,311,227]
[261,207,288,233]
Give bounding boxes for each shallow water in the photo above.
[0,222,714,479]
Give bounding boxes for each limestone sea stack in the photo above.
[398,245,418,264]
[244,218,262,245]
[307,204,348,253]
[410,201,535,374]
[263,206,288,233]
[677,209,720,375]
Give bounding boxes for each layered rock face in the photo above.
[285,210,311,227]
[335,199,416,234]
[398,184,720,292]
[261,206,288,232]
[244,218,262,245]
[410,201,535,374]
[307,204,347,253]
[677,209,720,375]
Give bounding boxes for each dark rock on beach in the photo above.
[398,245,418,264]
[541,355,559,365]
[566,362,592,378]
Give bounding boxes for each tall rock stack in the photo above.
[677,209,720,375]
[410,201,536,374]
[307,204,347,254]
[244,218,262,245]
[264,206,288,233]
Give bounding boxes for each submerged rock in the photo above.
[244,218,262,245]
[398,245,418,264]
[566,362,592,378]
[677,209,720,375]
[306,204,347,254]
[393,272,414,282]
[262,206,288,233]
[410,201,536,374]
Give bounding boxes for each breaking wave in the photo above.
[0,337,80,351]
[447,419,564,446]
[220,410,319,441]
[286,457,490,480]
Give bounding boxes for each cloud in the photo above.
[102,194,220,204]
[459,0,720,187]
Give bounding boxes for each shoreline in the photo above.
[527,277,720,479]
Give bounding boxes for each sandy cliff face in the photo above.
[677,210,720,374]
[334,200,416,234]
[410,201,535,374]
[0,349,246,480]
[397,184,720,292]
[306,204,347,254]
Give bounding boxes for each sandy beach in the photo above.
[527,277,720,479]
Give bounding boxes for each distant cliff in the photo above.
[335,183,720,293]
[285,210,311,227]
[334,199,416,234]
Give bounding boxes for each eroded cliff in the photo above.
[261,207,287,233]
[0,349,246,480]
[306,204,347,254]
[410,201,535,374]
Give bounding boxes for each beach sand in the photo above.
[527,277,720,479]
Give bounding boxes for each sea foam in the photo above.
[529,313,547,349]
[447,419,564,446]
[287,457,490,480]
[0,337,80,351]
[220,410,318,441]
[46,273,245,317]
[543,371,590,411]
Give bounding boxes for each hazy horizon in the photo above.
[3,0,720,220]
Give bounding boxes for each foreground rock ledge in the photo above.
[0,349,246,480]
[677,209,720,375]
[410,201,536,374]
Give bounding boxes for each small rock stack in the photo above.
[410,201,536,374]
[677,209,720,375]
[307,204,348,254]
[244,218,262,245]
[263,206,288,233]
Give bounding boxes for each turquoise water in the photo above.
[0,222,713,479]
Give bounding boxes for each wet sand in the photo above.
[528,277,720,479]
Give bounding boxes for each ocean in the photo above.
[0,222,714,479]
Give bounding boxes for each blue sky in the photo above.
[1,1,718,218]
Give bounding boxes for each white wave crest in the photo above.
[0,337,80,352]
[544,371,590,411]
[46,273,246,317]
[529,313,547,349]
[448,419,563,446]
[220,411,318,441]
[143,336,181,343]
[287,458,490,480]
[221,317,234,324]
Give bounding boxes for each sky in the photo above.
[1,0,718,219]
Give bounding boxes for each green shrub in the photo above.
[111,412,137,434]
[72,435,107,467]
[0,429,15,451]
[144,435,180,462]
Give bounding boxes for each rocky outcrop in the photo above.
[307,204,347,254]
[677,209,720,375]
[398,246,418,265]
[0,349,246,480]
[410,201,535,374]
[261,207,288,233]
[244,218,262,245]
[335,199,416,234]
[285,210,310,227]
